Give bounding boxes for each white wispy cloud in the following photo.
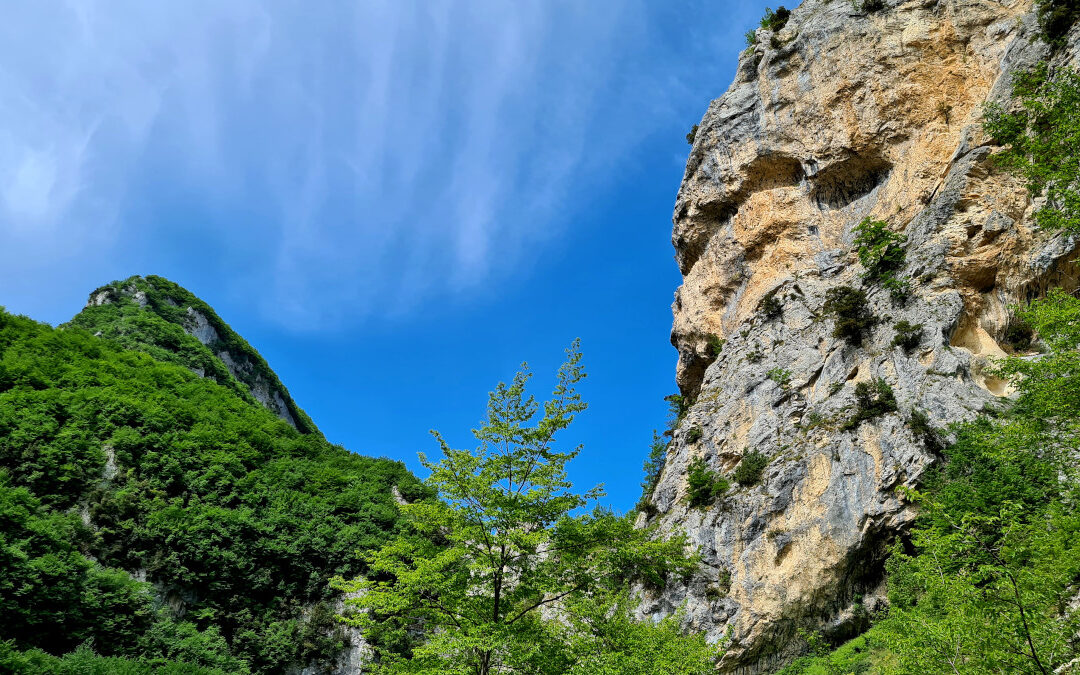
[0,0,752,328]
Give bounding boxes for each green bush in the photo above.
[843,378,898,430]
[759,289,783,319]
[891,320,923,352]
[706,334,726,357]
[824,286,875,346]
[853,218,909,300]
[767,367,792,389]
[686,427,704,443]
[760,6,791,32]
[686,457,730,507]
[733,451,769,487]
[686,124,698,145]
[1037,0,1080,44]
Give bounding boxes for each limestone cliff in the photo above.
[69,275,318,433]
[641,1,1080,671]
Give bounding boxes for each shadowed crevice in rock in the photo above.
[808,152,892,210]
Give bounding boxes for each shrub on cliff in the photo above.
[891,320,923,352]
[687,457,730,507]
[759,6,791,32]
[853,217,909,301]
[824,286,875,346]
[759,288,783,319]
[1037,0,1080,44]
[984,65,1080,233]
[733,450,769,487]
[637,431,669,515]
[842,378,898,430]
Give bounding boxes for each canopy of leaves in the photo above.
[335,343,718,674]
[0,308,424,672]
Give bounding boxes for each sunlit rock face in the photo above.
[641,0,1080,671]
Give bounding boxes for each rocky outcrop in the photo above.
[641,1,1080,671]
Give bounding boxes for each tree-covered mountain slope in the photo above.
[69,275,316,433]
[0,290,427,673]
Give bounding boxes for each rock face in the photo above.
[641,1,1080,671]
[73,275,316,433]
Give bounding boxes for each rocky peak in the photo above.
[72,275,317,434]
[643,0,1080,672]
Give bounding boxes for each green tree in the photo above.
[334,342,715,674]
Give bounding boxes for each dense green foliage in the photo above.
[890,321,923,352]
[336,345,719,674]
[733,450,769,487]
[69,275,317,434]
[1036,0,1080,44]
[842,379,898,431]
[0,306,424,672]
[852,218,909,301]
[824,286,875,346]
[0,641,227,675]
[687,457,730,508]
[775,632,893,674]
[984,66,1080,233]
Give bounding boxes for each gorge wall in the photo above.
[639,0,1080,671]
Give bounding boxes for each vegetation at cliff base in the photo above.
[0,305,425,672]
[335,344,720,674]
[782,289,1080,673]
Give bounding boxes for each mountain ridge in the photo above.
[67,275,317,434]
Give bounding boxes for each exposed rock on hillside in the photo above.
[641,0,1079,671]
[70,275,317,433]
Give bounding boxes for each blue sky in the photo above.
[0,0,770,512]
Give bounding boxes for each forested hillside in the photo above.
[0,299,426,673]
[70,275,317,433]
